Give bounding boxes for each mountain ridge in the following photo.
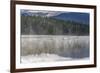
[21,10,89,24]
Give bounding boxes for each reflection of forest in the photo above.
[21,16,89,35]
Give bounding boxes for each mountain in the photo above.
[21,10,63,17]
[52,12,89,24]
[21,11,48,17]
[21,10,89,24]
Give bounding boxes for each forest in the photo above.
[21,15,89,35]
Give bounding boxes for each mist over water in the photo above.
[21,35,89,59]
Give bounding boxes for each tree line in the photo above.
[21,15,89,35]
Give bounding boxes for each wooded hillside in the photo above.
[21,15,89,35]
